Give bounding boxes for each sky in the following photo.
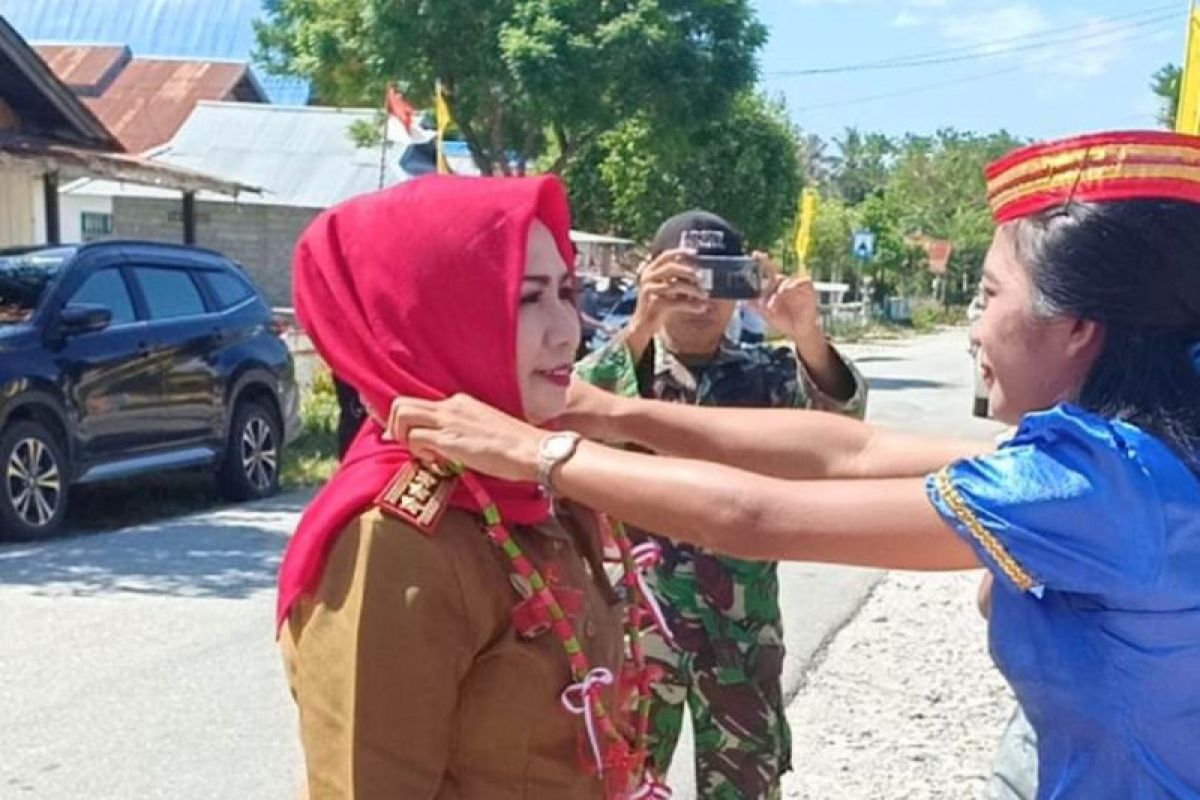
[754,0,1186,142]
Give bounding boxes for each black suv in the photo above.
[0,241,299,540]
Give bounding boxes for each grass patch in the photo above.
[911,303,968,334]
[826,319,912,343]
[281,368,340,488]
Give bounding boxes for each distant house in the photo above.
[62,102,429,303]
[0,16,252,249]
[36,45,268,153]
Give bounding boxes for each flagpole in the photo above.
[436,81,450,175]
[1178,0,1200,133]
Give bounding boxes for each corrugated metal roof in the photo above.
[84,57,263,153]
[69,102,403,208]
[1,0,309,104]
[34,44,129,95]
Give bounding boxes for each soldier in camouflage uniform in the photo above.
[576,211,866,799]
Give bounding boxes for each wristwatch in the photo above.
[536,431,582,495]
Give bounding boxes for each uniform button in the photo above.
[585,619,597,637]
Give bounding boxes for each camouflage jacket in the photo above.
[576,335,867,675]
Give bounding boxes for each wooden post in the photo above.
[43,171,60,245]
[182,190,196,245]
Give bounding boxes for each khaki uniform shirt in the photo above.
[280,505,623,799]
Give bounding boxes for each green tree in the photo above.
[807,196,859,285]
[255,0,766,176]
[1153,64,1182,128]
[877,129,1022,302]
[798,132,837,188]
[564,92,801,249]
[830,127,894,204]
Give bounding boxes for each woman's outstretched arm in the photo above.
[553,441,978,570]
[565,381,990,481]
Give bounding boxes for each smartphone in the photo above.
[693,255,763,299]
[677,229,763,299]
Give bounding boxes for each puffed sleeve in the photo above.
[925,405,1167,599]
[283,511,474,799]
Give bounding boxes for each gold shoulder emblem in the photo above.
[376,462,459,534]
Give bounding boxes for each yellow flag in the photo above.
[1176,1,1200,134]
[435,81,453,174]
[793,187,818,274]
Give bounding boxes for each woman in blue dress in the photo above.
[383,130,1200,798]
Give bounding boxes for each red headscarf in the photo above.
[277,175,575,627]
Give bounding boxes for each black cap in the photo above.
[649,210,745,258]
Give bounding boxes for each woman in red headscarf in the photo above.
[277,176,666,799]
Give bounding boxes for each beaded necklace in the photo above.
[458,471,673,799]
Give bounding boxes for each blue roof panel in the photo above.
[0,0,309,104]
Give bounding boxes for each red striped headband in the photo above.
[986,130,1200,223]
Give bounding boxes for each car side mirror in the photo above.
[59,303,113,336]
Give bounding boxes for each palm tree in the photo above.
[1153,64,1182,129]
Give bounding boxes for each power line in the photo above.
[765,3,1181,78]
[788,23,1175,114]
[792,12,1177,76]
[766,3,1177,76]
[845,1,1179,68]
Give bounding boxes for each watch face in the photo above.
[545,434,573,459]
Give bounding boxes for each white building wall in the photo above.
[60,193,115,243]
[0,168,42,248]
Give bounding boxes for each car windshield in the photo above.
[0,248,75,326]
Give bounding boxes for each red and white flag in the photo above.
[386,84,415,133]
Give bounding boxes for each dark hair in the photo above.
[1012,200,1200,465]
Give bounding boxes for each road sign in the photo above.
[851,230,876,260]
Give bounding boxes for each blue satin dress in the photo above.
[926,404,1200,799]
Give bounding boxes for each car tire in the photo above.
[218,400,282,502]
[973,396,991,419]
[0,421,69,541]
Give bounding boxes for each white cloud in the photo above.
[1041,16,1126,79]
[938,3,1050,55]
[893,10,924,28]
[929,3,1137,82]
[907,0,950,7]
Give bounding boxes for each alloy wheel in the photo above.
[6,437,62,528]
[240,417,278,492]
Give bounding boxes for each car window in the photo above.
[0,248,76,327]
[69,269,136,325]
[610,294,637,317]
[204,270,255,309]
[133,267,207,320]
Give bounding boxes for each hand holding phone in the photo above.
[677,230,764,299]
[692,254,764,299]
